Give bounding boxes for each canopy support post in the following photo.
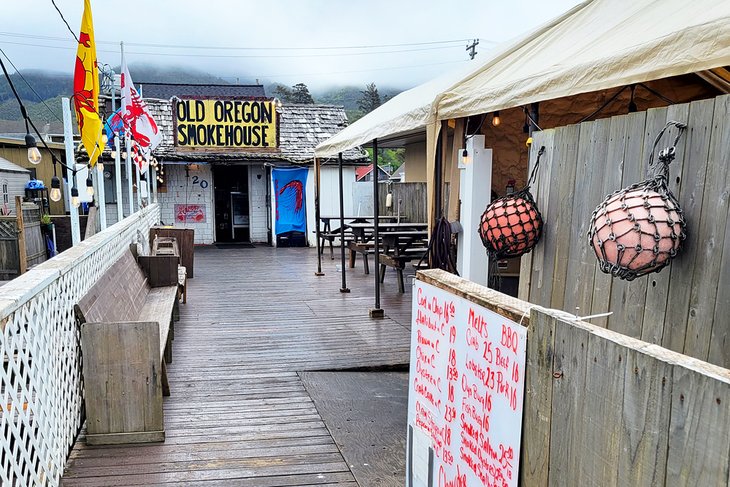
[314,157,324,276]
[370,139,384,318]
[338,152,350,293]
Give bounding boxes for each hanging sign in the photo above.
[407,279,527,487]
[174,98,278,149]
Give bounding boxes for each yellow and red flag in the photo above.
[73,0,104,166]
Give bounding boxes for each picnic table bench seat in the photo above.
[378,247,429,293]
[75,247,180,445]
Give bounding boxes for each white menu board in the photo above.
[407,280,527,487]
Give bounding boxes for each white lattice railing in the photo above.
[0,204,160,486]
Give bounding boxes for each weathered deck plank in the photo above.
[63,246,413,486]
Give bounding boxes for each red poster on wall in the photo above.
[175,204,206,223]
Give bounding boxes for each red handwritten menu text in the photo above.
[407,280,527,487]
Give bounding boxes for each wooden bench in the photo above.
[75,247,180,445]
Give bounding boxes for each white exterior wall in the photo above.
[249,164,269,243]
[0,171,30,214]
[319,166,356,217]
[157,164,215,245]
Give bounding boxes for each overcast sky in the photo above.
[3,0,582,90]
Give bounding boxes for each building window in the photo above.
[2,180,8,204]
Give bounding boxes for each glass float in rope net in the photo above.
[588,121,687,281]
[479,147,545,259]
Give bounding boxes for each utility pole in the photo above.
[466,39,479,60]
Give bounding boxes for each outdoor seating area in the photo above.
[318,215,429,293]
[62,244,414,486]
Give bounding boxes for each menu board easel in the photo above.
[407,279,527,487]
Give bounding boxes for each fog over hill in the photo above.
[0,65,403,133]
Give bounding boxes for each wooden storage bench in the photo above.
[75,248,179,445]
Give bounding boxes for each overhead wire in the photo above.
[0,47,64,123]
[0,30,486,51]
[0,39,472,59]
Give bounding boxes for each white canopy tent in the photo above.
[438,0,730,120]
[313,63,480,159]
[315,0,730,158]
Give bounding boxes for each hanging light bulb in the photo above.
[628,85,638,113]
[492,111,501,127]
[461,148,471,165]
[86,174,94,196]
[50,176,62,202]
[25,133,42,164]
[101,133,108,146]
[71,186,80,208]
[111,149,117,158]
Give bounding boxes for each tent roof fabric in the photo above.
[315,0,730,157]
[438,0,730,120]
[314,63,479,158]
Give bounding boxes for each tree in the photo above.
[271,83,292,101]
[358,82,381,114]
[291,83,314,104]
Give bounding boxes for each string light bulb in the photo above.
[71,186,80,208]
[461,148,471,165]
[492,111,501,127]
[25,133,42,164]
[101,133,108,145]
[111,149,117,158]
[50,176,62,202]
[86,174,94,196]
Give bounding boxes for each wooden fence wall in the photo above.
[378,182,427,222]
[420,269,730,487]
[519,94,730,369]
[0,202,45,279]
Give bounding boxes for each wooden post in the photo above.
[15,196,26,275]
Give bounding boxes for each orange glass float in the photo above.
[479,191,543,258]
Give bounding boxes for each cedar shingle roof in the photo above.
[147,99,369,165]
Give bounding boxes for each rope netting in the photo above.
[588,121,687,281]
[479,147,545,259]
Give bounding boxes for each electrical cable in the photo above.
[0,47,63,123]
[0,30,483,51]
[49,0,79,43]
[0,39,467,59]
[418,216,458,274]
[0,54,77,176]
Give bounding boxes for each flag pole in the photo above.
[62,97,81,246]
[112,71,123,222]
[121,42,135,215]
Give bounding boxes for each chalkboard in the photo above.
[407,279,527,487]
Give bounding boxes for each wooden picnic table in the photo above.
[319,215,401,233]
[347,222,428,243]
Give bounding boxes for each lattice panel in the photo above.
[0,205,160,486]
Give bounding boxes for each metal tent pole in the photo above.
[314,157,324,276]
[370,139,383,318]
[338,152,350,293]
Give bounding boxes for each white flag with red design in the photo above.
[121,60,161,173]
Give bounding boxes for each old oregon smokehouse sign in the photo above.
[407,279,527,487]
[174,98,278,148]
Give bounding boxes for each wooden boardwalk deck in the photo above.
[62,246,414,486]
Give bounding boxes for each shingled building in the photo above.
[104,83,368,245]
